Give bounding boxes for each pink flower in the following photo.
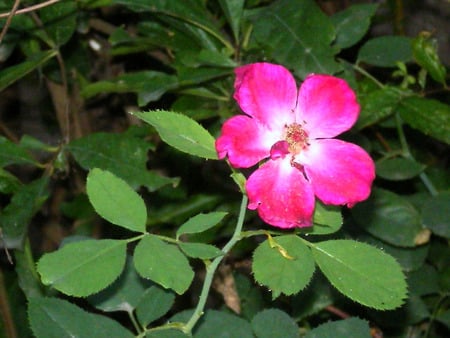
[216,63,375,228]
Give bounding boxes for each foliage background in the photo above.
[0,0,449,337]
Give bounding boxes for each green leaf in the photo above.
[193,310,253,338]
[249,0,341,78]
[331,4,378,49]
[355,86,400,130]
[376,157,425,181]
[67,132,177,191]
[252,235,315,297]
[176,212,228,239]
[360,234,429,272]
[312,240,407,310]
[235,273,265,320]
[305,318,371,338]
[412,33,447,84]
[146,330,189,338]
[306,202,342,235]
[398,96,450,145]
[86,168,147,233]
[291,272,337,321]
[0,167,22,194]
[358,36,413,67]
[178,242,223,259]
[39,0,77,46]
[37,239,127,297]
[136,286,175,327]
[81,71,178,106]
[352,188,423,247]
[28,297,133,338]
[0,50,56,92]
[134,235,194,294]
[132,110,218,159]
[112,0,225,48]
[219,0,244,42]
[251,309,299,338]
[88,256,152,312]
[0,177,49,249]
[421,192,450,238]
[0,136,37,167]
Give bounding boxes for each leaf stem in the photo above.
[182,194,248,335]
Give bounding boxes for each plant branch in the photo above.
[0,0,60,19]
[0,0,20,44]
[182,194,248,335]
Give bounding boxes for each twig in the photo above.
[0,0,60,19]
[0,0,21,44]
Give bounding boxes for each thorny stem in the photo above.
[182,194,248,335]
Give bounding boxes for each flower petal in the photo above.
[216,115,278,168]
[297,75,359,138]
[246,158,315,228]
[234,63,297,129]
[300,139,375,206]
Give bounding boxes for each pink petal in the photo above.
[216,115,279,168]
[246,158,315,228]
[300,139,375,206]
[234,63,297,130]
[297,75,359,139]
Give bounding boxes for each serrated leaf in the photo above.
[331,4,378,49]
[178,242,223,259]
[136,286,175,327]
[251,309,299,338]
[88,256,152,312]
[0,50,56,92]
[352,188,423,247]
[355,86,400,130]
[176,212,228,239]
[398,96,450,145]
[249,0,340,78]
[67,132,177,191]
[132,110,217,159]
[358,36,413,67]
[0,177,49,249]
[376,157,425,181]
[86,168,147,232]
[37,239,127,297]
[134,235,194,294]
[252,235,315,297]
[0,136,37,167]
[312,240,407,310]
[28,297,133,338]
[305,317,371,338]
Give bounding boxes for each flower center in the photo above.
[285,123,308,154]
[269,122,309,161]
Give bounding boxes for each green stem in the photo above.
[395,113,438,196]
[128,310,143,335]
[182,194,248,335]
[353,62,385,89]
